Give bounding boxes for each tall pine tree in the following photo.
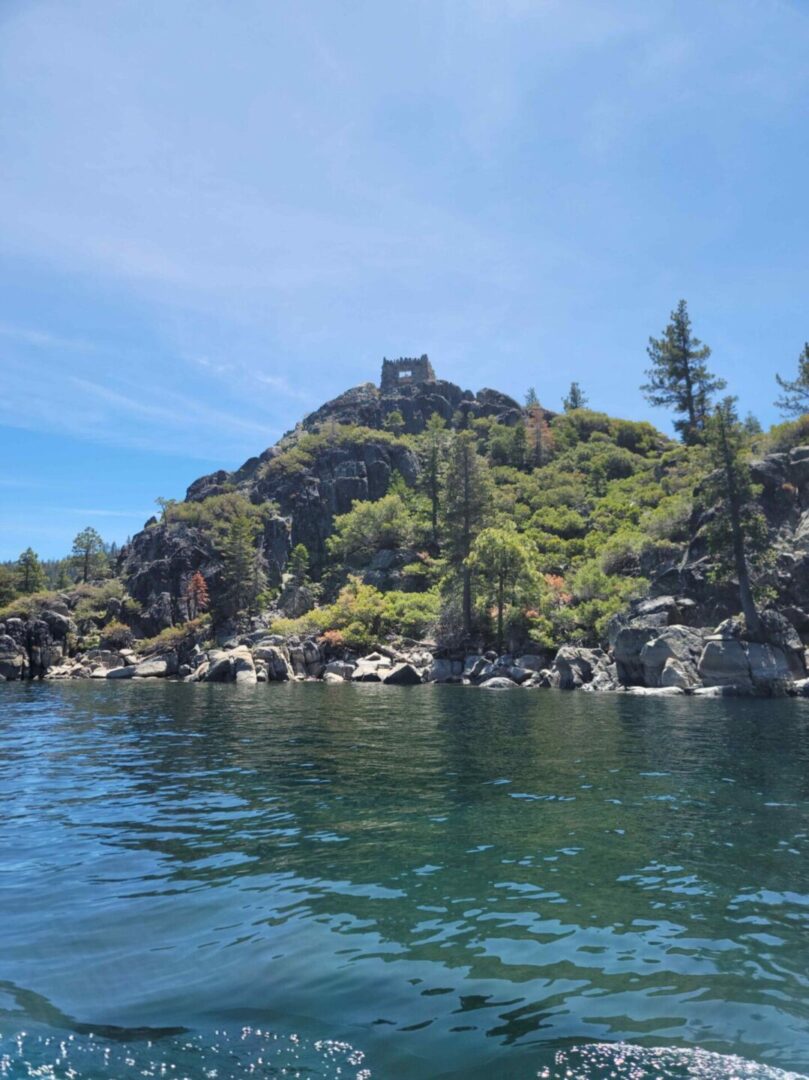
[441,431,492,635]
[703,397,768,640]
[419,412,450,549]
[17,548,46,594]
[216,516,267,622]
[642,300,725,445]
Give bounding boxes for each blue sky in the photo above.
[1,0,807,559]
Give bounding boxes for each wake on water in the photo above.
[0,1028,806,1079]
[541,1043,808,1079]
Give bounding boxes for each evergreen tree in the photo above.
[288,543,310,585]
[216,516,267,622]
[17,547,46,594]
[524,387,539,408]
[71,527,106,583]
[185,570,210,619]
[467,524,538,652]
[703,397,768,639]
[442,431,493,635]
[419,412,450,548]
[563,381,587,411]
[642,300,726,444]
[55,562,71,589]
[774,343,809,417]
[742,412,763,437]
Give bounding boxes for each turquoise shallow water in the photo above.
[1,682,809,1078]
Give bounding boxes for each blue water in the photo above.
[1,681,809,1078]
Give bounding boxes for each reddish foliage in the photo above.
[186,571,210,618]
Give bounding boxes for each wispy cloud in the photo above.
[0,321,97,352]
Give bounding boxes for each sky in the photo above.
[1,0,807,559]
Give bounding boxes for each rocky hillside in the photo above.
[6,357,809,697]
[118,370,532,632]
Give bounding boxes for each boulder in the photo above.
[383,662,423,686]
[612,626,659,685]
[504,665,533,685]
[323,671,345,683]
[552,645,602,690]
[40,610,77,639]
[107,665,136,679]
[427,658,455,683]
[134,652,178,678]
[698,638,752,690]
[515,654,545,672]
[85,649,124,671]
[660,658,698,690]
[253,643,294,681]
[232,647,257,685]
[352,656,391,682]
[639,626,706,687]
[0,634,27,681]
[479,676,516,689]
[746,643,793,694]
[205,650,234,682]
[288,645,307,676]
[324,659,356,680]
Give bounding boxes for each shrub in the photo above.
[139,615,211,655]
[100,620,133,650]
[327,494,414,562]
[0,590,59,623]
[762,415,809,453]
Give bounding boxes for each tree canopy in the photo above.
[642,300,726,445]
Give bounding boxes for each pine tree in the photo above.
[467,524,538,652]
[17,547,46,594]
[563,381,587,411]
[442,431,493,635]
[71,527,106,583]
[185,570,210,619]
[642,300,726,444]
[703,397,768,640]
[419,412,450,548]
[216,516,266,622]
[524,387,539,408]
[288,543,310,585]
[774,343,809,417]
[55,562,71,589]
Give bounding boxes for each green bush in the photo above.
[139,615,211,655]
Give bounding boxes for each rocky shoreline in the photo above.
[3,593,809,698]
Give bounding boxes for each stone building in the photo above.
[380,355,436,394]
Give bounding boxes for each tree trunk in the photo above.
[721,429,763,640]
[496,574,504,654]
[462,565,472,637]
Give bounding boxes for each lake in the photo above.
[1,682,808,1078]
